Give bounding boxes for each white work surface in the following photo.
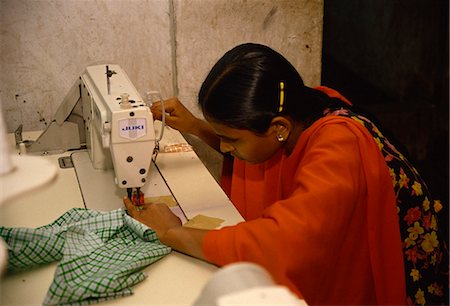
[0,125,244,305]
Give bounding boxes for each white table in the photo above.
[0,126,244,305]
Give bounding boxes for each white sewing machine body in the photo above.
[22,64,158,193]
[80,65,156,189]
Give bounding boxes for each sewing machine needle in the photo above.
[127,188,132,200]
[136,187,141,206]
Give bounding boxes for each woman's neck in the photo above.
[284,120,309,155]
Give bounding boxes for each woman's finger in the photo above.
[151,100,175,113]
[123,196,138,216]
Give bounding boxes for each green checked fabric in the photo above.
[0,208,171,306]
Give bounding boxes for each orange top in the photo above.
[202,88,406,305]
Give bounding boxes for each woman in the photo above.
[124,43,447,305]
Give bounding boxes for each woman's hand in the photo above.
[151,97,200,134]
[151,97,221,151]
[123,196,208,260]
[123,197,182,243]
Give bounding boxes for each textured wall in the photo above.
[0,0,173,132]
[0,0,324,180]
[174,0,323,118]
[1,0,323,132]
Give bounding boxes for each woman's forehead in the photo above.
[208,119,252,138]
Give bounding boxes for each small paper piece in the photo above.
[183,214,224,230]
[144,195,178,207]
[163,143,193,153]
[170,206,188,224]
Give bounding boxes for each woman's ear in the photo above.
[268,116,292,142]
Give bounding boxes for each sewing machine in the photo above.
[81,65,158,199]
[20,64,163,207]
[0,65,302,305]
[0,64,244,304]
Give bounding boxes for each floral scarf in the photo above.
[324,106,448,306]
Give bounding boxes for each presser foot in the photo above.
[127,187,145,209]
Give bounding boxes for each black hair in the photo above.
[198,43,337,134]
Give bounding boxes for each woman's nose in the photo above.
[220,141,234,154]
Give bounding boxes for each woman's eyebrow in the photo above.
[217,133,239,141]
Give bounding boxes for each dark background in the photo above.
[322,0,448,235]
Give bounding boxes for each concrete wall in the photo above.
[174,0,323,118]
[0,0,324,180]
[0,0,173,131]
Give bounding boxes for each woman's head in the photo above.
[198,43,327,134]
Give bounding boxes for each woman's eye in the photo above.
[225,138,238,144]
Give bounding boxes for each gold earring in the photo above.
[277,134,285,142]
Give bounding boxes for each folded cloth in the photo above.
[0,208,171,306]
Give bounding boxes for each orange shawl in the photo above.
[203,88,406,305]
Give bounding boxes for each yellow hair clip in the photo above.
[278,81,285,112]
